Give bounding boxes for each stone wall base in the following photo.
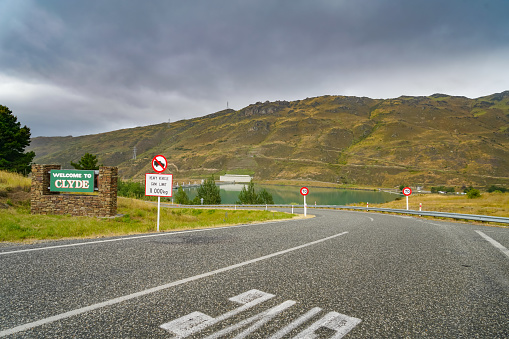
[31,164,118,217]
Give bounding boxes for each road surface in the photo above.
[1,209,508,337]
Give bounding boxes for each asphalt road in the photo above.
[1,209,508,338]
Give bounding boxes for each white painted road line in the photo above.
[475,230,509,259]
[0,219,296,256]
[268,307,323,339]
[0,231,349,337]
[203,300,297,339]
[293,311,362,339]
[160,289,275,337]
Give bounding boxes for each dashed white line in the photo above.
[0,231,349,337]
[475,230,509,259]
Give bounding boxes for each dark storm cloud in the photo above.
[1,0,508,136]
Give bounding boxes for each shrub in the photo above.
[467,189,481,199]
[118,180,145,199]
[487,185,508,193]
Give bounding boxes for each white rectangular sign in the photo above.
[145,173,173,197]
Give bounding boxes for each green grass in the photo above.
[0,197,295,243]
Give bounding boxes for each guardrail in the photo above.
[162,203,509,224]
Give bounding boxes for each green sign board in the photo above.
[50,170,95,193]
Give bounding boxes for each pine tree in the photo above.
[71,153,100,170]
[174,186,190,204]
[0,105,35,174]
[258,188,274,204]
[197,176,221,204]
[236,181,274,204]
[236,181,258,204]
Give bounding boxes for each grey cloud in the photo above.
[1,0,508,136]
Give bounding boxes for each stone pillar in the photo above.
[98,166,118,216]
[31,164,61,215]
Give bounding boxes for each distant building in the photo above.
[219,174,252,183]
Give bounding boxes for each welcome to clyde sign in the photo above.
[50,170,95,193]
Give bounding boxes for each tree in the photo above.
[236,181,274,204]
[236,181,258,204]
[71,153,100,170]
[196,176,221,204]
[0,105,35,174]
[174,186,190,204]
[117,179,145,199]
[258,188,274,204]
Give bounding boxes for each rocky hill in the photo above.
[28,91,509,188]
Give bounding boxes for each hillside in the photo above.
[28,91,509,188]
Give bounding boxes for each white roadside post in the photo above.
[300,187,309,217]
[402,187,412,210]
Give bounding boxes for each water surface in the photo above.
[173,184,397,205]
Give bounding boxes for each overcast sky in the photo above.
[1,0,508,137]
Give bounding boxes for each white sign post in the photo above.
[145,173,173,232]
[300,187,309,216]
[402,187,412,210]
[147,155,171,231]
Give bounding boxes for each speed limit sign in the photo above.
[402,187,412,196]
[300,187,309,216]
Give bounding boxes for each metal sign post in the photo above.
[300,187,309,216]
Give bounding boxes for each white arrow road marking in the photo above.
[161,290,361,339]
[160,289,275,337]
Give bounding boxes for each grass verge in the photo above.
[0,197,294,243]
[372,192,509,218]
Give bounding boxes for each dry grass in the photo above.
[373,192,509,217]
[0,171,31,192]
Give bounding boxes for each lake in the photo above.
[173,184,398,205]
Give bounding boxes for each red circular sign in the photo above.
[402,187,412,196]
[152,155,168,173]
[300,187,309,196]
